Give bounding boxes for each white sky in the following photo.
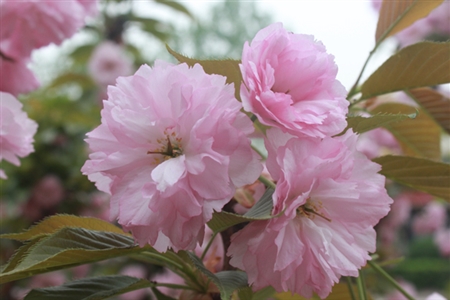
[182,1,397,89]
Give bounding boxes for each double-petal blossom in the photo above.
[0,92,38,178]
[240,23,348,138]
[82,61,262,252]
[228,129,392,298]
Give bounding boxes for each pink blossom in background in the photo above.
[82,61,262,252]
[233,166,271,214]
[194,226,224,273]
[0,57,40,96]
[386,279,418,300]
[30,175,64,209]
[11,271,66,299]
[371,0,450,47]
[434,229,450,257]
[402,190,434,208]
[240,22,348,139]
[228,129,392,299]
[75,0,99,17]
[80,192,110,221]
[356,127,401,159]
[383,193,412,228]
[0,0,90,60]
[0,92,38,179]
[119,265,149,300]
[150,269,185,299]
[426,292,448,300]
[412,201,447,235]
[88,41,133,87]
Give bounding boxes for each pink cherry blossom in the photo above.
[356,127,401,159]
[119,265,149,300]
[240,22,348,138]
[151,269,185,299]
[194,226,224,273]
[0,0,89,60]
[88,41,134,87]
[412,201,447,235]
[30,175,64,209]
[384,193,412,228]
[0,57,40,96]
[228,129,392,299]
[426,292,448,300]
[82,61,262,252]
[0,92,38,179]
[434,229,450,257]
[75,0,98,17]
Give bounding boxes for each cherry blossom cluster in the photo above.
[0,92,38,179]
[0,0,97,95]
[82,23,393,298]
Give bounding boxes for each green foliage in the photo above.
[375,0,444,44]
[0,227,148,284]
[188,252,248,300]
[207,188,274,233]
[407,88,450,134]
[360,42,450,99]
[0,215,129,241]
[167,45,243,101]
[24,275,154,300]
[371,103,441,160]
[373,155,450,201]
[341,111,417,136]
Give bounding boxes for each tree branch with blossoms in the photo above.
[1,1,450,300]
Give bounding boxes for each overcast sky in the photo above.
[183,1,398,90]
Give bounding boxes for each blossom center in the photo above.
[147,129,183,164]
[297,198,331,222]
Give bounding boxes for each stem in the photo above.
[251,144,267,160]
[258,175,276,189]
[368,260,415,300]
[140,251,184,270]
[200,232,218,261]
[154,282,195,291]
[345,277,357,300]
[348,48,376,101]
[355,270,367,300]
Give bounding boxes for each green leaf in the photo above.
[49,73,95,90]
[24,275,154,300]
[188,252,248,300]
[361,42,450,99]
[166,45,243,101]
[151,287,177,300]
[341,112,417,135]
[407,87,450,134]
[251,286,276,300]
[373,155,450,201]
[0,228,147,284]
[0,214,129,241]
[207,188,274,233]
[154,0,194,19]
[371,103,441,160]
[1,237,45,273]
[69,44,96,65]
[375,0,443,44]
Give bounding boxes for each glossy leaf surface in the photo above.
[361,42,450,99]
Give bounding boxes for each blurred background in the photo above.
[1,1,449,299]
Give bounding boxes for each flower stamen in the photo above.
[297,199,331,222]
